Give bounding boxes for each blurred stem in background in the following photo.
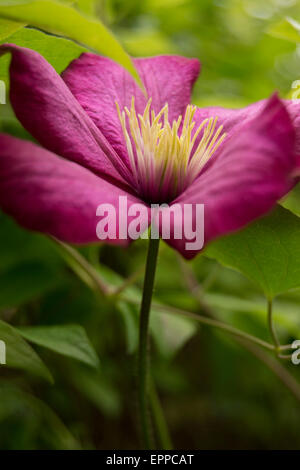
[51,237,111,296]
[50,238,300,446]
[52,236,173,448]
[267,298,292,360]
[267,299,280,351]
[137,236,160,449]
[178,257,300,404]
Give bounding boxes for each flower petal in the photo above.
[193,100,266,137]
[194,98,300,169]
[62,53,200,163]
[164,95,297,258]
[0,44,132,186]
[0,134,149,244]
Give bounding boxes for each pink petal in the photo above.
[193,100,266,138]
[164,95,297,259]
[0,44,132,186]
[0,134,149,244]
[62,53,200,164]
[194,98,300,169]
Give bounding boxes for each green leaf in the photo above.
[0,383,80,449]
[0,320,53,382]
[18,324,100,368]
[205,206,300,299]
[0,18,24,40]
[150,307,197,358]
[267,16,300,43]
[281,182,300,216]
[118,301,139,354]
[68,366,121,417]
[99,265,198,356]
[118,296,197,358]
[205,292,300,340]
[0,27,86,140]
[0,0,142,88]
[0,27,86,86]
[77,0,96,16]
[0,262,60,309]
[0,213,63,272]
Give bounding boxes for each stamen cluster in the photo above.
[116,98,226,202]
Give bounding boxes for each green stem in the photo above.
[50,237,110,296]
[150,379,173,450]
[113,264,145,296]
[138,236,160,449]
[121,295,277,352]
[178,260,300,403]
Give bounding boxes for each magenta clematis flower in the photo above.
[0,44,299,259]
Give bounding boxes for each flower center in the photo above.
[116,97,226,202]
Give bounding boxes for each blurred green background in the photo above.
[1,0,300,450]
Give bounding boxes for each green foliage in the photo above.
[151,309,197,359]
[77,0,96,16]
[0,262,61,309]
[0,383,80,449]
[0,320,53,382]
[18,324,100,368]
[205,206,300,299]
[281,183,300,216]
[68,365,121,417]
[98,264,198,357]
[268,16,300,43]
[0,0,300,451]
[0,27,86,87]
[0,0,142,87]
[0,18,24,40]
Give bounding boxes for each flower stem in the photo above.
[138,236,160,449]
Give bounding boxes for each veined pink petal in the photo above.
[0,44,133,186]
[165,95,297,259]
[193,100,266,137]
[0,134,149,244]
[62,53,200,164]
[191,100,267,174]
[193,98,300,169]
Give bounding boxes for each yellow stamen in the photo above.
[116,97,226,201]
